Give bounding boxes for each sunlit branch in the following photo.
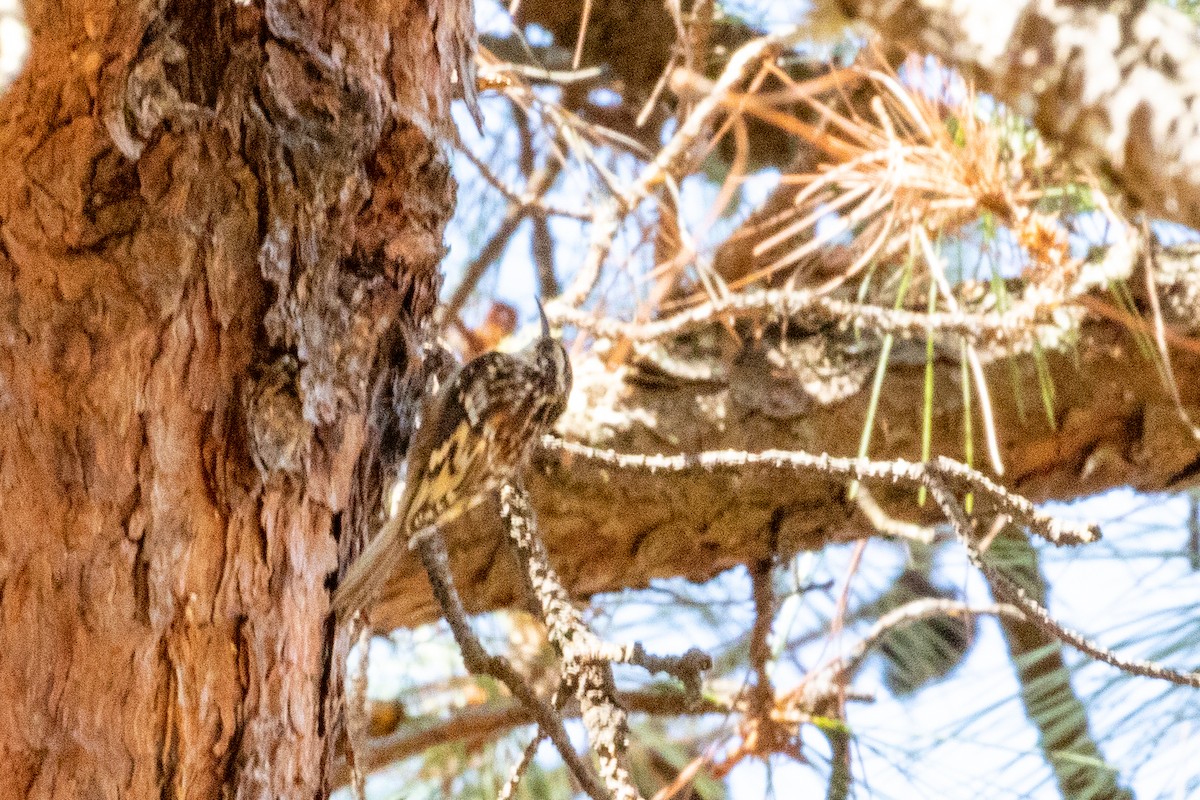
[925,477,1200,688]
[501,483,713,800]
[548,287,1057,353]
[413,536,610,800]
[543,439,1099,547]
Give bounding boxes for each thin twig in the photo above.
[649,746,719,800]
[348,615,371,800]
[486,61,606,86]
[443,195,527,320]
[497,729,545,800]
[1140,218,1200,440]
[786,599,1025,721]
[1074,294,1200,356]
[924,472,1200,688]
[457,142,589,220]
[853,485,937,542]
[332,689,731,788]
[829,540,868,654]
[916,225,1006,475]
[836,598,1025,679]
[548,25,807,313]
[548,286,1055,352]
[570,641,711,698]
[572,0,593,70]
[445,136,566,321]
[543,439,1100,546]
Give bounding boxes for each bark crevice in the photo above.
[0,0,469,796]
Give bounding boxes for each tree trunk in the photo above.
[0,0,467,796]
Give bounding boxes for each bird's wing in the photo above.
[332,362,460,618]
[332,349,544,618]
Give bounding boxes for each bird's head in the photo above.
[529,299,572,426]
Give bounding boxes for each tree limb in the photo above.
[368,300,1200,630]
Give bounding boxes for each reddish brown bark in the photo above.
[5,0,1200,794]
[0,0,467,797]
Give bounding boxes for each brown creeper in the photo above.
[333,305,572,617]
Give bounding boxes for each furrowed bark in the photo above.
[0,0,467,796]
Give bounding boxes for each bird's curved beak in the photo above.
[535,297,551,338]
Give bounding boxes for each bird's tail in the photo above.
[332,515,407,619]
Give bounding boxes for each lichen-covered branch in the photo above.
[369,299,1200,631]
[549,286,1057,353]
[500,484,641,800]
[500,483,712,800]
[543,443,1096,545]
[924,477,1200,687]
[413,533,610,800]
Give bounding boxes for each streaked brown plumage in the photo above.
[333,310,572,617]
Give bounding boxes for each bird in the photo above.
[333,303,572,618]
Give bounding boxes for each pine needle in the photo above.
[850,251,914,500]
